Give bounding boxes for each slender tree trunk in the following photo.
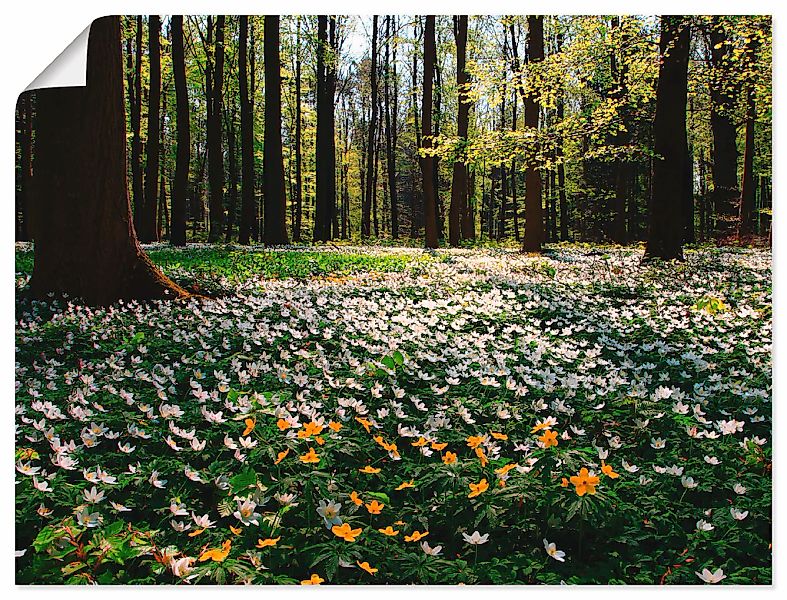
[263,16,289,245]
[315,15,336,242]
[131,16,144,236]
[238,16,255,245]
[557,27,568,241]
[738,35,759,237]
[385,16,400,240]
[421,16,438,248]
[170,16,189,246]
[644,16,690,261]
[29,16,187,304]
[157,81,168,241]
[225,108,238,242]
[141,15,161,242]
[522,15,545,252]
[449,15,469,247]
[207,16,225,242]
[362,16,379,239]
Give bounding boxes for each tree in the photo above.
[315,15,337,242]
[421,16,438,248]
[738,32,760,237]
[28,16,187,304]
[130,16,144,237]
[207,16,226,242]
[16,92,33,241]
[263,16,289,245]
[141,15,161,242]
[385,15,400,240]
[170,15,189,247]
[362,16,379,239]
[238,15,255,245]
[292,16,303,242]
[449,15,469,247]
[521,15,545,253]
[644,16,690,261]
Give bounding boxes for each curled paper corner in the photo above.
[24,23,91,92]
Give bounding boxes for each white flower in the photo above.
[170,556,195,577]
[733,483,747,495]
[681,476,698,489]
[543,539,566,562]
[233,497,261,526]
[730,508,749,521]
[462,530,489,545]
[316,499,342,529]
[696,519,714,531]
[421,541,443,555]
[695,567,726,583]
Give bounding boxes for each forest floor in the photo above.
[14,243,772,584]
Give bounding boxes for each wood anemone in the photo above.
[28,15,188,306]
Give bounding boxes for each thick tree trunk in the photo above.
[421,16,438,248]
[263,16,289,245]
[644,16,690,261]
[449,16,469,247]
[207,16,225,242]
[522,15,545,252]
[16,92,33,241]
[28,16,187,305]
[170,15,189,246]
[362,16,378,239]
[238,16,255,245]
[225,108,238,242]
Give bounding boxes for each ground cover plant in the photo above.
[14,243,771,584]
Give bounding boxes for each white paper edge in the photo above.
[24,24,91,91]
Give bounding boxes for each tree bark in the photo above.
[170,15,189,246]
[28,16,187,305]
[16,92,33,241]
[385,16,400,240]
[421,16,438,248]
[738,35,759,237]
[140,15,161,242]
[449,15,469,247]
[238,16,255,245]
[263,16,289,245]
[522,15,545,252]
[362,16,379,239]
[644,16,690,261]
[207,16,225,242]
[315,15,337,242]
[131,16,144,237]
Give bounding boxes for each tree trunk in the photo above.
[385,16,400,240]
[131,16,144,237]
[449,16,469,247]
[28,16,187,305]
[141,15,161,242]
[315,15,336,242]
[16,92,33,241]
[708,17,740,239]
[207,16,225,242]
[522,15,545,252]
[170,15,189,246]
[738,35,759,237]
[421,16,438,248]
[362,16,378,239]
[263,16,289,245]
[557,28,569,242]
[644,16,690,261]
[238,16,255,245]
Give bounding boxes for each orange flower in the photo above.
[315,436,325,446]
[256,536,281,548]
[229,525,243,535]
[601,461,620,479]
[359,465,381,474]
[466,435,484,449]
[357,561,378,575]
[395,481,415,491]
[538,429,559,449]
[350,491,363,506]
[569,468,600,496]
[198,539,231,562]
[443,451,458,465]
[468,478,489,498]
[298,421,324,439]
[328,421,342,432]
[431,441,447,451]
[274,449,290,465]
[242,418,256,436]
[404,530,429,542]
[188,528,205,537]
[378,526,399,536]
[561,477,569,488]
[365,500,384,514]
[394,520,406,525]
[301,574,324,585]
[355,417,372,433]
[490,432,508,441]
[411,437,428,447]
[475,447,489,467]
[332,522,363,542]
[299,448,320,464]
[495,463,518,475]
[277,418,291,431]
